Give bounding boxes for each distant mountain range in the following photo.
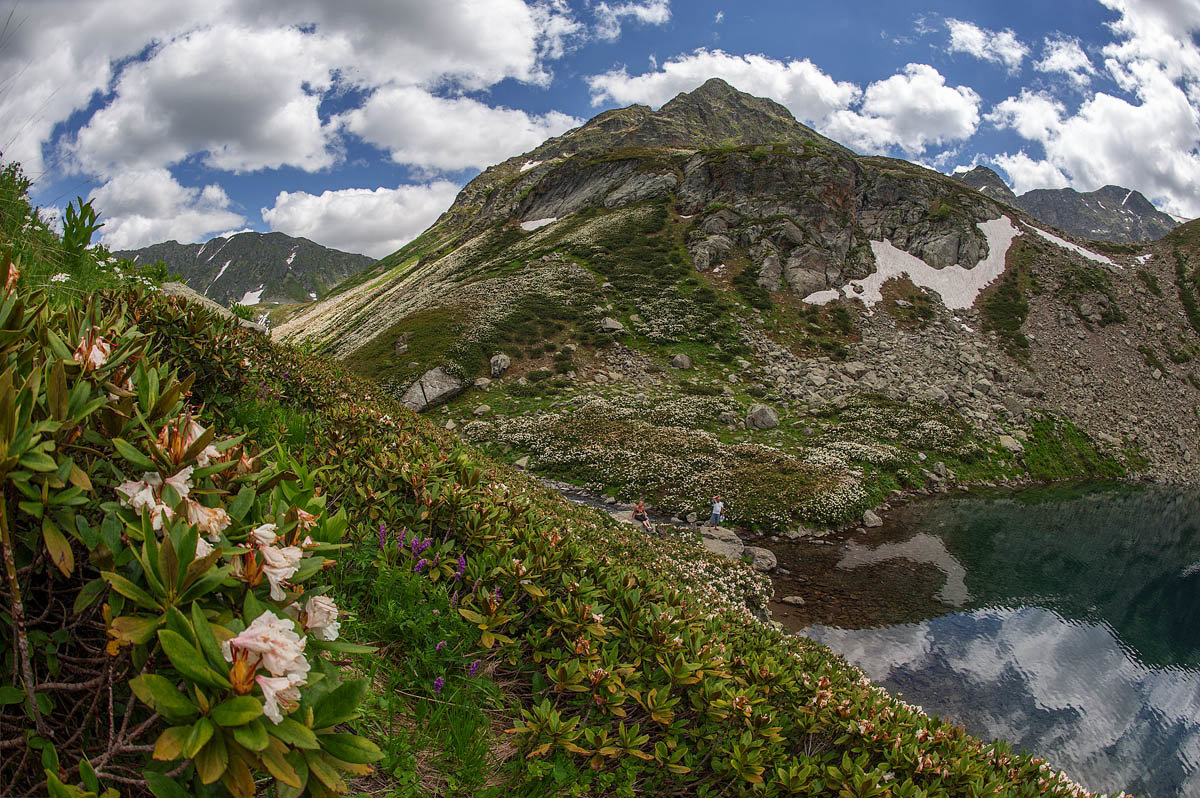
[953,165,1180,243]
[118,231,374,307]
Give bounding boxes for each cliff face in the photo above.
[118,231,374,307]
[954,166,1179,243]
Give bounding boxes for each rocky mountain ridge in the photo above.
[118,230,374,307]
[274,79,1200,532]
[953,165,1179,243]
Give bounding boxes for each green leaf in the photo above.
[113,438,157,471]
[110,615,162,646]
[129,674,199,722]
[43,519,74,577]
[191,603,229,673]
[0,685,24,705]
[210,696,262,727]
[311,679,367,729]
[320,733,383,764]
[145,771,191,798]
[101,571,159,610]
[303,750,346,792]
[43,770,82,798]
[20,451,58,472]
[193,727,229,785]
[157,630,231,690]
[228,485,256,522]
[269,717,319,749]
[184,717,215,758]
[231,718,269,752]
[152,725,190,761]
[72,578,106,615]
[78,757,100,793]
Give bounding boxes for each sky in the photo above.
[4,0,1200,258]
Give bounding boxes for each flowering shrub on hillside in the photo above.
[0,271,379,796]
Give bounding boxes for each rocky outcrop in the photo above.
[401,367,465,412]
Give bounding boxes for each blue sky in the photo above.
[4,0,1199,257]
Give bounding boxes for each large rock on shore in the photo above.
[401,367,465,412]
[700,526,745,561]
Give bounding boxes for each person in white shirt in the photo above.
[708,496,724,526]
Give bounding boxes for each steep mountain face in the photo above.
[275,79,1200,533]
[954,166,1179,243]
[118,231,374,307]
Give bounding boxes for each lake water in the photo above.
[792,484,1200,798]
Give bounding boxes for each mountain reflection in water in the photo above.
[801,484,1200,798]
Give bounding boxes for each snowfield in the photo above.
[803,216,1020,311]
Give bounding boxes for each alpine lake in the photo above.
[766,483,1200,797]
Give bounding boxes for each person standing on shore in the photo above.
[708,495,724,527]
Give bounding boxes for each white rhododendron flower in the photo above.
[164,466,193,499]
[195,537,214,559]
[260,545,303,600]
[73,331,111,372]
[186,500,232,542]
[115,473,174,530]
[50,272,70,283]
[304,595,340,641]
[186,420,222,466]
[222,610,309,681]
[250,523,277,547]
[256,673,303,724]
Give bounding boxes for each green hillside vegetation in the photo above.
[0,161,1122,796]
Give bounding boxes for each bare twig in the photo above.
[0,496,46,736]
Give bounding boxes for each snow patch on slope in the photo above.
[520,217,557,231]
[1028,225,1116,266]
[802,216,1020,311]
[286,248,297,266]
[204,260,232,296]
[520,160,542,173]
[239,285,265,306]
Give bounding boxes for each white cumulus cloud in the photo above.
[261,182,463,258]
[592,1,671,41]
[990,151,1071,195]
[1035,35,1097,87]
[946,18,1030,74]
[824,64,981,157]
[67,25,340,178]
[340,88,580,172]
[90,168,245,250]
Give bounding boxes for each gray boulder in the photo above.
[700,526,744,561]
[159,282,267,333]
[670,353,694,370]
[780,595,806,606]
[600,317,626,334]
[746,403,779,430]
[863,509,884,528]
[744,545,777,573]
[490,354,511,378]
[473,404,491,417]
[401,367,465,412]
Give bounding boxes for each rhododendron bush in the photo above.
[0,267,379,796]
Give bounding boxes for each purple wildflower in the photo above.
[468,660,480,677]
[435,640,446,651]
[431,609,439,615]
[378,523,386,551]
[413,559,427,573]
[455,554,466,581]
[450,591,459,608]
[433,676,444,695]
